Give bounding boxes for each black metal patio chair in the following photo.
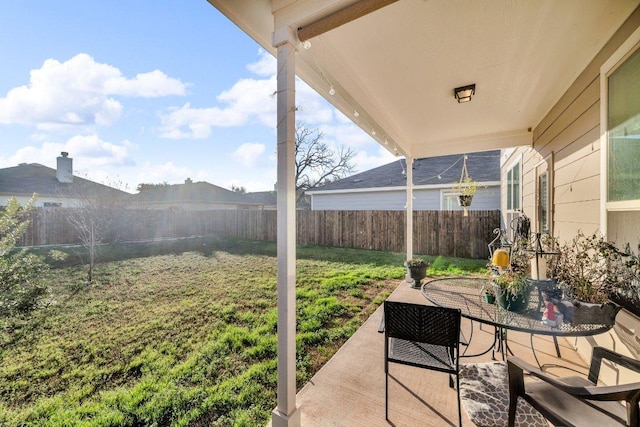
[507,346,640,426]
[384,300,462,426]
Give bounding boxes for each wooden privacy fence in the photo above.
[19,208,500,259]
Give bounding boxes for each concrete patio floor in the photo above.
[294,279,592,426]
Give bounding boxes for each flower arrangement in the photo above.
[452,177,480,197]
[405,258,427,268]
[493,271,528,295]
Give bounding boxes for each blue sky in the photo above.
[0,1,395,193]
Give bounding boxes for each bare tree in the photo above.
[66,180,128,283]
[231,184,246,194]
[136,182,170,193]
[295,124,356,203]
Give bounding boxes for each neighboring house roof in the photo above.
[135,181,257,205]
[245,190,312,210]
[245,191,277,206]
[0,163,130,199]
[308,150,501,193]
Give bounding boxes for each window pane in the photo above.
[608,47,640,201]
[513,163,520,209]
[539,172,548,233]
[507,169,513,209]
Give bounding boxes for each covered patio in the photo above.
[294,280,591,426]
[205,1,640,425]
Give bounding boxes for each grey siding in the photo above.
[311,185,500,211]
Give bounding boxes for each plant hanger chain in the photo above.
[458,154,470,186]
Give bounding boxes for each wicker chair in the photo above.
[507,347,640,426]
[384,301,462,426]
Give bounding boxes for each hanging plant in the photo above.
[453,178,479,206]
[451,155,480,215]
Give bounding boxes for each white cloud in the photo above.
[0,53,186,129]
[105,69,187,97]
[230,143,266,168]
[157,49,336,140]
[158,74,277,139]
[246,49,275,76]
[135,161,192,187]
[2,134,132,169]
[353,146,398,172]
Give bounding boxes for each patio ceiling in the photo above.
[207,0,639,159]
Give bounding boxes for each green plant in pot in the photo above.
[483,284,496,304]
[547,231,623,325]
[405,258,428,288]
[452,177,479,208]
[492,271,532,312]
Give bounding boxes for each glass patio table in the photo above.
[421,277,614,367]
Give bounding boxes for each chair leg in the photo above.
[553,336,561,358]
[456,375,462,427]
[385,369,389,421]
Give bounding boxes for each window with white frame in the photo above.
[505,159,521,240]
[607,45,640,205]
[602,28,640,243]
[535,156,552,235]
[441,190,463,211]
[506,161,521,211]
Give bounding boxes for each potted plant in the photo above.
[452,177,479,208]
[547,231,623,325]
[405,258,428,288]
[483,285,496,304]
[492,271,532,312]
[608,242,640,318]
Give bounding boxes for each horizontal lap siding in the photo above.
[19,208,499,259]
[311,187,500,211]
[521,8,640,243]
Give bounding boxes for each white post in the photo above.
[271,28,301,427]
[406,157,414,272]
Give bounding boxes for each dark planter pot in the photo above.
[493,283,531,313]
[407,265,427,287]
[484,293,495,304]
[457,195,473,207]
[555,300,621,326]
[610,291,640,319]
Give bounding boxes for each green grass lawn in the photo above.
[0,237,486,426]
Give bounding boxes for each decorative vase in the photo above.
[484,292,495,304]
[554,300,621,326]
[493,283,532,313]
[408,265,427,287]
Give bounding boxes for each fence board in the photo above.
[18,208,499,259]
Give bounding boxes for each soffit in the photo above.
[208,0,640,158]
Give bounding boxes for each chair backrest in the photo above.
[588,346,640,384]
[384,301,461,348]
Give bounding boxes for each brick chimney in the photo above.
[56,152,73,183]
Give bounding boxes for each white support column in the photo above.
[406,157,414,267]
[271,27,301,427]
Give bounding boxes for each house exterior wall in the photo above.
[1,193,82,208]
[311,185,500,211]
[505,7,640,376]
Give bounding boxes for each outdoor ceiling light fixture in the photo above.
[454,84,476,103]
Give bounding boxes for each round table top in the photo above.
[421,277,613,337]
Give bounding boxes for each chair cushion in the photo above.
[459,362,547,427]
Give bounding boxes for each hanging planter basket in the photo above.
[457,195,473,207]
[452,155,479,216]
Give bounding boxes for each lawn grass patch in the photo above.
[2,237,486,426]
